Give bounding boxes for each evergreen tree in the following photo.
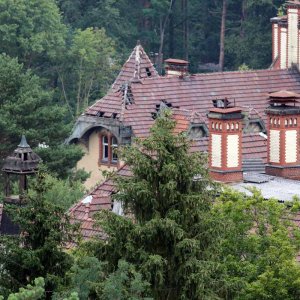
[92,111,225,299]
[0,168,78,298]
[54,257,151,299]
[0,278,45,300]
[0,54,69,155]
[0,53,84,180]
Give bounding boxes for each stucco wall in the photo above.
[77,130,117,189]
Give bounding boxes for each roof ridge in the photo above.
[110,44,159,91]
[134,68,296,84]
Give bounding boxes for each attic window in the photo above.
[156,100,172,111]
[189,124,209,139]
[97,112,105,117]
[120,83,134,106]
[244,120,265,134]
[112,113,117,119]
[145,67,152,77]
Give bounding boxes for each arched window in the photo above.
[102,135,109,161]
[100,133,118,165]
[111,136,118,163]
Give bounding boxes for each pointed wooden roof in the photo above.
[111,42,159,91]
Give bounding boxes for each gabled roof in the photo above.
[88,68,300,133]
[86,43,158,118]
[69,165,131,242]
[111,42,159,91]
[84,67,300,162]
[121,68,300,138]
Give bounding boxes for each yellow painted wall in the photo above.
[76,130,117,190]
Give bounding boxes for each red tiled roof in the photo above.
[86,68,300,139]
[69,165,132,241]
[111,43,159,91]
[86,44,158,119]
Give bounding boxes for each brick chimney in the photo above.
[165,58,189,77]
[271,1,300,69]
[265,90,300,179]
[207,100,243,183]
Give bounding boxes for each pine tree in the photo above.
[0,168,78,298]
[94,111,225,299]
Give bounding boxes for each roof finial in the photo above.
[18,135,30,148]
[136,40,141,46]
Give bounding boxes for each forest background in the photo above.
[0,0,285,172]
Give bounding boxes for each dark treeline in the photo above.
[58,0,284,73]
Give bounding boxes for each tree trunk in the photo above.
[219,0,227,71]
[240,0,246,38]
[169,5,174,58]
[182,0,189,60]
[76,58,83,116]
[157,0,175,74]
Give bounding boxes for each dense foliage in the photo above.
[0,169,78,298]
[58,0,285,72]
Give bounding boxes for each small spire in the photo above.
[136,40,141,46]
[18,135,30,148]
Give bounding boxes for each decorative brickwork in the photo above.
[265,90,300,179]
[265,165,300,180]
[208,107,243,183]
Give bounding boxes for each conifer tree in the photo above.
[0,168,78,298]
[94,111,225,299]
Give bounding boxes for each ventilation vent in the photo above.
[212,98,231,108]
[152,100,173,119]
[145,67,152,77]
[120,83,134,106]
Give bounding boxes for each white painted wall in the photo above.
[269,130,280,163]
[285,130,297,163]
[211,134,222,168]
[280,28,287,69]
[227,135,239,168]
[288,8,298,67]
[274,24,279,59]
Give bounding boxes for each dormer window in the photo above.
[243,119,266,134]
[212,98,230,108]
[188,124,209,139]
